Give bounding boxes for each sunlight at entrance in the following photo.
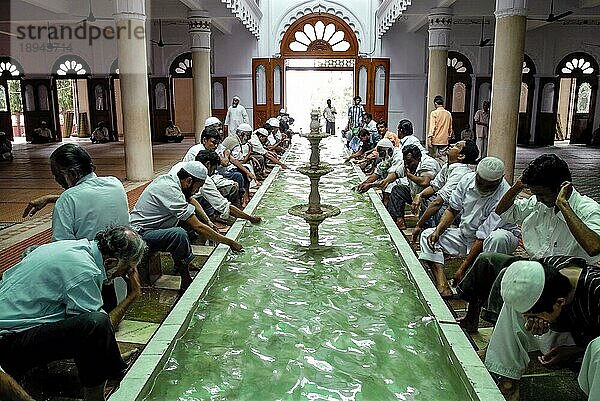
[285,69,353,134]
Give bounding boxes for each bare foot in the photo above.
[439,288,454,299]
[497,377,519,401]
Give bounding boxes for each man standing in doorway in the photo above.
[345,96,365,147]
[224,96,249,137]
[323,99,337,136]
[474,100,490,158]
[427,95,453,162]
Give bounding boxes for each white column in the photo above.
[188,10,212,143]
[114,0,153,180]
[426,7,452,136]
[488,0,527,182]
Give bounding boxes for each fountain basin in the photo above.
[297,163,334,177]
[109,138,503,401]
[288,203,341,220]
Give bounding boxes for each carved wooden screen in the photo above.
[252,58,285,128]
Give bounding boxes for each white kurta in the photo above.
[224,105,249,134]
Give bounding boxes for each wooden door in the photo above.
[109,77,120,139]
[354,58,390,123]
[88,78,114,138]
[570,77,597,144]
[252,58,285,128]
[0,79,12,140]
[517,79,536,145]
[21,79,58,142]
[149,77,173,141]
[447,75,472,141]
[534,77,559,146]
[211,77,228,126]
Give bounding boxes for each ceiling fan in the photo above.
[583,43,600,48]
[463,17,493,48]
[45,22,71,50]
[527,0,573,23]
[74,0,113,24]
[151,19,183,48]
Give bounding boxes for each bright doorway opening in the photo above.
[285,60,353,134]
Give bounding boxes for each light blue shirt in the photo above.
[129,173,196,233]
[52,173,129,241]
[0,239,106,335]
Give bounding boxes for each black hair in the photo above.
[354,96,362,102]
[200,127,221,143]
[521,154,572,193]
[527,261,573,314]
[377,120,388,128]
[364,113,373,120]
[460,139,479,164]
[50,143,94,177]
[397,119,413,136]
[358,128,370,138]
[434,95,444,105]
[402,144,422,160]
[176,168,203,184]
[194,149,220,168]
[95,225,147,264]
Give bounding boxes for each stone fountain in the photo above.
[289,109,341,246]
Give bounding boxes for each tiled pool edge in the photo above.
[109,142,298,401]
[350,161,504,401]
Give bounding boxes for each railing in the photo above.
[376,0,412,38]
[221,0,262,38]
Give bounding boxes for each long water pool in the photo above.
[143,137,474,400]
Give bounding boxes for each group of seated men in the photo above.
[0,112,295,400]
[352,118,600,400]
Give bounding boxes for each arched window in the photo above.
[522,55,536,76]
[52,55,90,77]
[358,66,368,103]
[540,83,555,113]
[556,52,598,76]
[374,65,386,106]
[95,84,105,111]
[0,57,24,78]
[169,53,193,78]
[155,83,167,110]
[451,82,466,112]
[24,84,34,111]
[519,83,528,113]
[273,65,281,105]
[38,85,49,110]
[281,14,359,58]
[0,86,7,111]
[576,82,592,113]
[212,81,225,109]
[255,64,266,105]
[478,82,491,109]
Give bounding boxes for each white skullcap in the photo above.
[266,118,280,127]
[500,260,545,313]
[477,156,505,182]
[233,96,240,101]
[180,161,207,181]
[255,128,268,137]
[280,108,287,114]
[205,116,221,127]
[237,123,252,132]
[376,138,394,148]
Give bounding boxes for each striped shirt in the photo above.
[540,255,600,347]
[347,104,365,129]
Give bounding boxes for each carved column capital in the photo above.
[495,0,528,19]
[113,0,146,21]
[188,10,211,52]
[428,7,453,50]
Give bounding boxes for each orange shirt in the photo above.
[428,106,453,145]
[384,130,400,147]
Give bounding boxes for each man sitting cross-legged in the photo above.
[411,139,479,243]
[249,128,288,174]
[174,149,261,225]
[419,157,519,297]
[385,144,440,230]
[0,226,146,401]
[221,123,258,206]
[456,154,600,333]
[129,161,243,292]
[485,257,600,401]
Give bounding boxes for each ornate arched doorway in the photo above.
[252,13,389,128]
[0,57,24,140]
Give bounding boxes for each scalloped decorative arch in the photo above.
[0,57,24,78]
[169,52,192,78]
[275,1,364,54]
[555,52,598,76]
[280,13,359,58]
[447,51,473,74]
[52,55,91,77]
